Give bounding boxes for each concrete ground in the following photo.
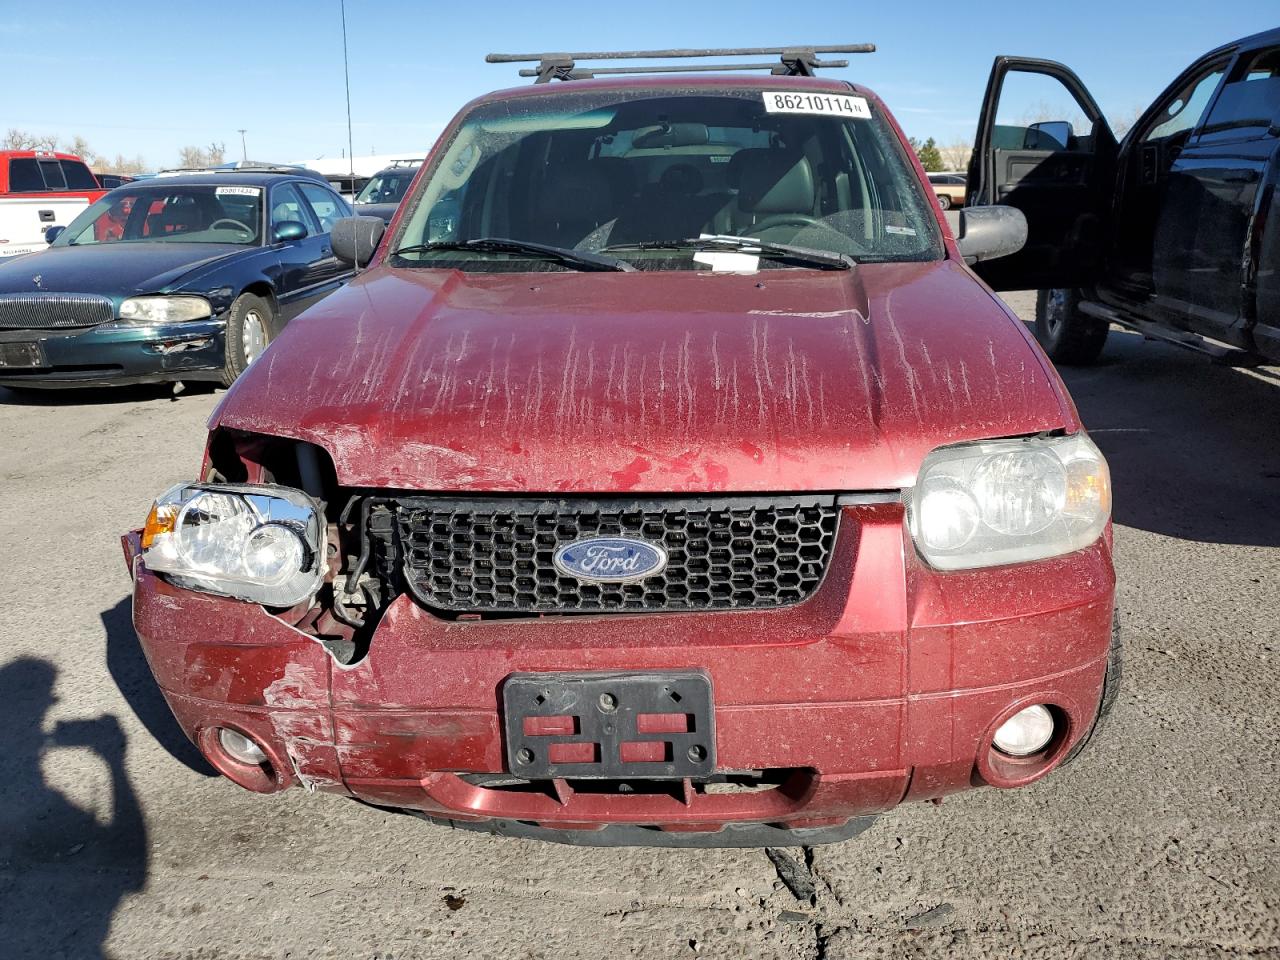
[1,290,1276,959]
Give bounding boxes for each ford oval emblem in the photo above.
[553,537,668,583]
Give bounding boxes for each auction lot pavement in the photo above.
[1,290,1276,959]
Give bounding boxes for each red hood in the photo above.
[212,261,1074,492]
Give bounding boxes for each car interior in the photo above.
[69,187,265,245]
[403,94,941,266]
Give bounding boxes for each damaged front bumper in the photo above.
[122,501,1116,846]
[0,318,226,388]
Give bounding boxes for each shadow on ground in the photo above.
[0,381,219,407]
[1049,327,1280,548]
[102,597,214,777]
[0,657,148,958]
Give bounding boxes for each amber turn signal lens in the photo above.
[141,502,177,549]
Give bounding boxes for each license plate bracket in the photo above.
[0,341,46,369]
[502,671,715,780]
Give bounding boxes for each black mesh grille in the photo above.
[0,293,113,330]
[387,495,840,614]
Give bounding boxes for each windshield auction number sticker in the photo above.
[763,92,871,118]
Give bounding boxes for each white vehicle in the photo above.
[0,151,105,259]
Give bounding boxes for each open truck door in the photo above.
[967,57,1117,291]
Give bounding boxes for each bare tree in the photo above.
[1110,105,1146,137]
[99,153,149,175]
[177,141,228,168]
[938,138,973,172]
[3,128,59,151]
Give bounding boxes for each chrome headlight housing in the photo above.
[119,295,212,323]
[141,483,325,606]
[907,434,1110,570]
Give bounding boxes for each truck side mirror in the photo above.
[331,216,385,267]
[44,225,65,244]
[956,205,1028,264]
[1025,120,1072,151]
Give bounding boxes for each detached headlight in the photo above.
[119,295,212,323]
[907,434,1110,570]
[141,483,325,606]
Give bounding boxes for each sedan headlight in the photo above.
[141,483,326,606]
[119,295,212,323]
[907,434,1110,570]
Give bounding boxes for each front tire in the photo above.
[1034,288,1109,365]
[222,293,275,386]
[936,193,952,210]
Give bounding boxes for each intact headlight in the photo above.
[907,434,1110,570]
[141,483,325,606]
[119,295,212,323]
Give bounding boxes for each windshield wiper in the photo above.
[604,235,854,270]
[391,237,634,272]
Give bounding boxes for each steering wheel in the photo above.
[210,218,252,234]
[748,213,823,235]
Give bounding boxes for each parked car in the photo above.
[325,173,371,202]
[926,172,967,209]
[967,27,1280,365]
[352,159,422,222]
[96,173,136,190]
[0,170,352,389]
[0,150,106,260]
[124,46,1116,847]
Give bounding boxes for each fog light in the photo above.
[992,705,1055,757]
[219,727,267,765]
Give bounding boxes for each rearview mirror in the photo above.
[331,216,386,267]
[273,220,308,243]
[44,225,65,244]
[955,205,1027,264]
[632,122,710,149]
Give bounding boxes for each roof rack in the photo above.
[157,161,307,176]
[486,45,875,83]
[385,158,426,168]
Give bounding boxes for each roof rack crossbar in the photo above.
[488,44,874,83]
[516,59,851,80]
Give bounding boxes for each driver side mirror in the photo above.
[1025,120,1072,151]
[273,220,308,243]
[44,225,65,244]
[955,205,1027,264]
[331,216,386,267]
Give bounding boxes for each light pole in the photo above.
[237,129,247,162]
[340,0,354,181]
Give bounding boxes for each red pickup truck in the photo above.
[0,150,106,259]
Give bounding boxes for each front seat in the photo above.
[149,201,203,236]
[536,163,614,249]
[724,150,817,241]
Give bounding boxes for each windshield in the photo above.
[392,88,942,271]
[355,169,418,205]
[54,184,264,246]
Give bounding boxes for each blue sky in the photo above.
[3,1,1275,168]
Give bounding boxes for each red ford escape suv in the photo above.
[123,46,1118,847]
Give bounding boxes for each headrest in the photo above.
[537,163,613,223]
[734,150,815,215]
[657,163,703,196]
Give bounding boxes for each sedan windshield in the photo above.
[392,88,942,271]
[54,184,264,246]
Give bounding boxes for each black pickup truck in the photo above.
[967,26,1280,366]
